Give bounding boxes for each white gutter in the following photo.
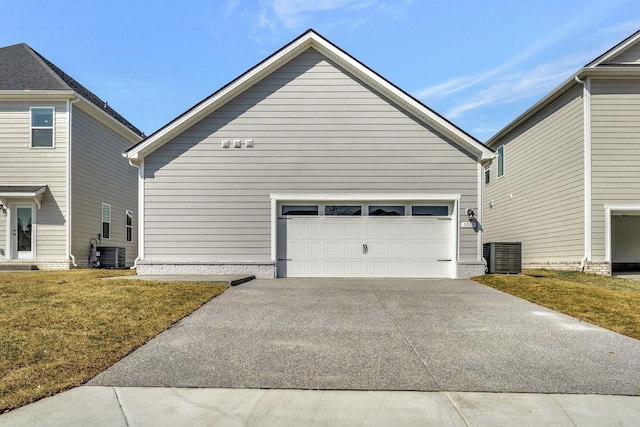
[67,97,80,267]
[574,76,592,270]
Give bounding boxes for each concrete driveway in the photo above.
[89,278,640,395]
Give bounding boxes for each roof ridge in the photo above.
[20,44,72,90]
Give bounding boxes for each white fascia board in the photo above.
[270,193,461,202]
[74,97,142,143]
[586,30,640,66]
[487,66,640,148]
[127,33,317,161]
[0,187,46,209]
[309,36,493,161]
[486,70,585,147]
[127,30,491,162]
[0,90,75,99]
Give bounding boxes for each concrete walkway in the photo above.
[3,277,640,425]
[2,386,639,426]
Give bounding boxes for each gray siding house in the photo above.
[0,43,143,269]
[483,30,640,275]
[126,30,493,279]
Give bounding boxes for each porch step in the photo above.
[0,264,39,271]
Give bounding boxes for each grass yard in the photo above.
[0,269,227,413]
[473,269,640,341]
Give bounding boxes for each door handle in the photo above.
[363,244,368,254]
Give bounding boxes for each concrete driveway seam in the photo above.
[113,387,132,426]
[368,283,444,391]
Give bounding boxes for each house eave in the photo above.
[127,30,492,162]
[487,64,640,148]
[0,90,75,99]
[73,96,142,143]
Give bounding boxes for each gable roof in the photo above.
[0,43,144,137]
[126,29,493,162]
[586,29,640,67]
[487,29,640,147]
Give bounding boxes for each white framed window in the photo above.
[484,163,491,185]
[102,203,111,239]
[282,205,319,216]
[497,146,505,178]
[325,205,362,216]
[125,210,133,242]
[368,205,405,216]
[31,107,55,148]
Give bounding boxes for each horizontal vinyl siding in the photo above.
[483,86,584,262]
[144,48,480,262]
[71,107,138,267]
[0,100,68,259]
[607,43,640,64]
[590,78,640,260]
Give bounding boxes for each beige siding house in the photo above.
[127,30,493,279]
[0,44,143,269]
[483,30,640,275]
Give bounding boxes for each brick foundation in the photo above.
[0,259,72,270]
[457,261,486,278]
[136,261,276,279]
[522,261,611,276]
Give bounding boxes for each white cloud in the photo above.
[252,0,413,35]
[444,57,583,119]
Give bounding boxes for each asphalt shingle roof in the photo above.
[0,43,143,137]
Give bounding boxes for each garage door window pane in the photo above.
[325,205,362,216]
[412,206,449,216]
[282,205,318,215]
[368,206,405,216]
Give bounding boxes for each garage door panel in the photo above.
[278,214,454,278]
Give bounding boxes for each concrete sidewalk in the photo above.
[1,386,639,426]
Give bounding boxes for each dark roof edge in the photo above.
[131,28,486,155]
[585,28,640,67]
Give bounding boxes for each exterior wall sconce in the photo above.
[466,208,476,221]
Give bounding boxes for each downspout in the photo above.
[67,97,80,267]
[575,75,591,271]
[128,158,142,269]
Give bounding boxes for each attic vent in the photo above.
[483,242,522,274]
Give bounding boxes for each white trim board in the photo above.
[604,204,640,262]
[270,193,461,278]
[126,30,493,163]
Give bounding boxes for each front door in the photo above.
[12,204,34,259]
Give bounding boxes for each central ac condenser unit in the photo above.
[483,242,522,274]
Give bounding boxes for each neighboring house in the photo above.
[0,43,143,269]
[126,30,493,279]
[483,30,640,275]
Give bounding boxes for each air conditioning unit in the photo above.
[483,242,522,274]
[97,246,126,269]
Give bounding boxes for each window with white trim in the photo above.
[31,107,54,148]
[497,146,505,178]
[102,203,111,239]
[125,210,133,242]
[484,163,491,184]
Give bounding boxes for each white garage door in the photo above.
[277,203,455,278]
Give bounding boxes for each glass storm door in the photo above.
[13,205,34,259]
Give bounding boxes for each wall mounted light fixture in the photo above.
[466,208,476,221]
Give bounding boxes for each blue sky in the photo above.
[1,0,639,141]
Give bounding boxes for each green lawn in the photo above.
[473,269,640,340]
[0,270,227,413]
